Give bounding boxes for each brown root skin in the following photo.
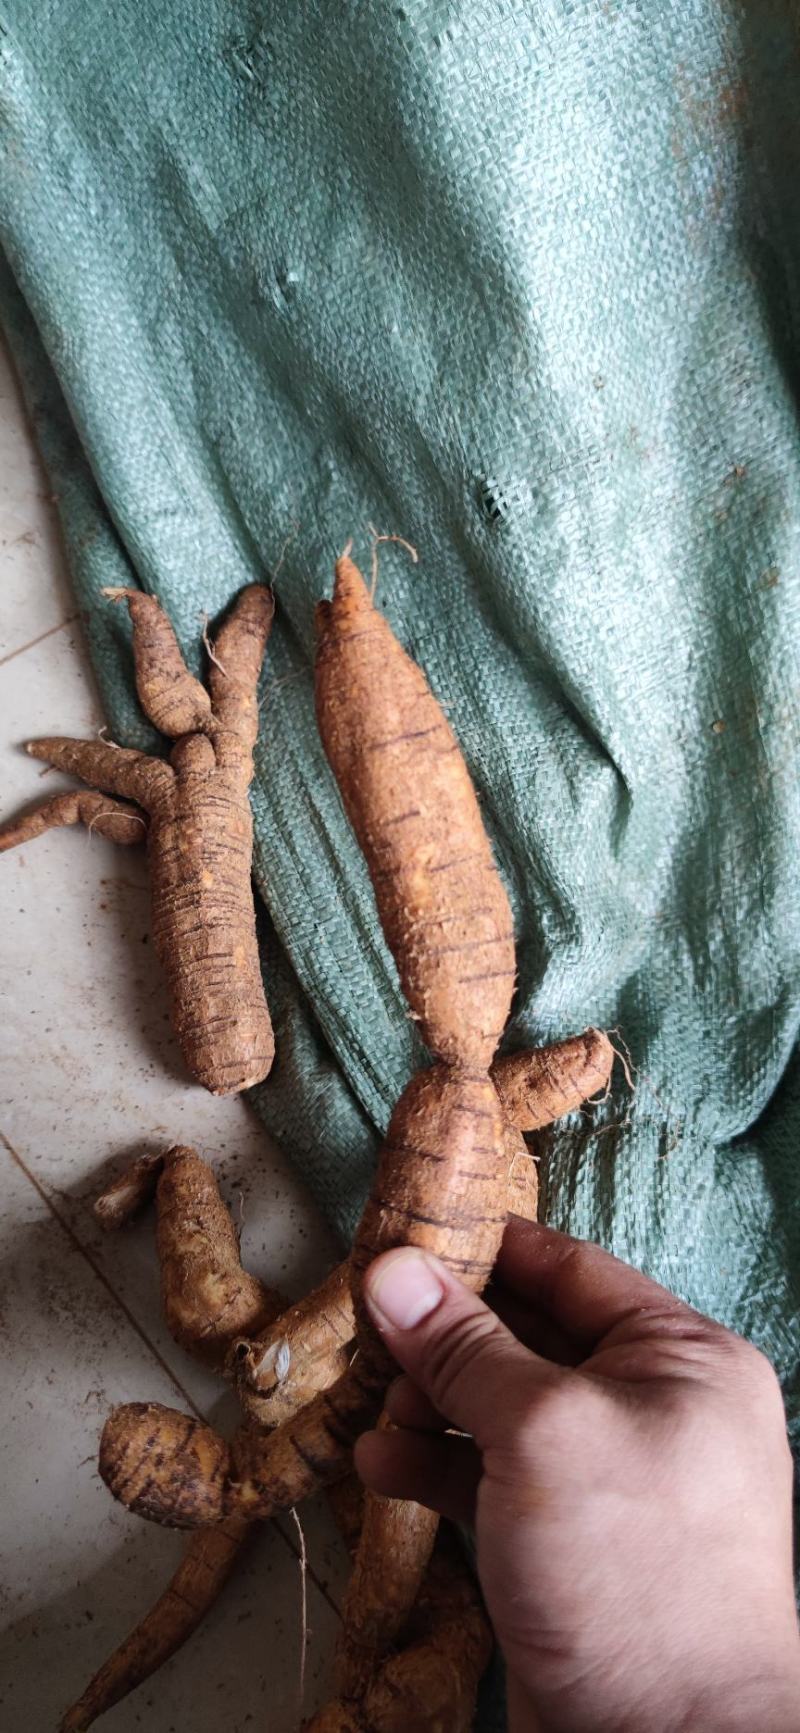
[100,1404,230,1529]
[0,787,146,853]
[98,1064,507,1532]
[337,1471,439,1701]
[306,1525,491,1733]
[361,1528,492,1733]
[100,1359,382,1528]
[93,1151,165,1231]
[349,1065,508,1379]
[493,1027,614,1130]
[95,1033,610,1530]
[231,1260,354,1425]
[3,585,276,1095]
[505,1121,540,1222]
[103,588,212,737]
[59,1517,249,1732]
[154,1146,281,1364]
[315,555,515,1071]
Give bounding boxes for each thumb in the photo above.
[362,1246,557,1446]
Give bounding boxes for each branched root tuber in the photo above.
[85,554,618,1729]
[0,585,275,1094]
[69,1153,357,1729]
[101,1362,383,1527]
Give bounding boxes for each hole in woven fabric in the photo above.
[476,477,511,526]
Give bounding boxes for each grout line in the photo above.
[0,1126,343,1617]
[0,611,79,668]
[0,1126,201,1415]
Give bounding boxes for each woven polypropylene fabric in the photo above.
[2,1,800,1717]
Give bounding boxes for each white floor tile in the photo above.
[0,1143,343,1731]
[0,340,75,662]
[0,338,352,1727]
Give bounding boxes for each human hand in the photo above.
[355,1217,800,1733]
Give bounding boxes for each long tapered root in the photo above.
[305,1528,492,1733]
[0,787,147,853]
[315,555,515,1071]
[230,1260,354,1425]
[24,735,174,810]
[59,1517,250,1732]
[208,584,275,755]
[493,1027,614,1130]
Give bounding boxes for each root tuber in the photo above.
[493,1027,613,1130]
[303,1519,492,1733]
[154,1145,280,1364]
[315,553,515,1070]
[84,554,617,1729]
[230,1260,355,1426]
[0,584,275,1094]
[59,1517,250,1732]
[337,1458,439,1701]
[67,1150,357,1729]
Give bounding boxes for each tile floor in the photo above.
[0,338,348,1731]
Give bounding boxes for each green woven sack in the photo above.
[2,1,800,1722]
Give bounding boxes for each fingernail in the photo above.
[365,1248,445,1330]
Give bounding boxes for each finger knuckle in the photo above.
[423,1309,502,1415]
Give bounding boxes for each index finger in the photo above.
[497,1216,695,1350]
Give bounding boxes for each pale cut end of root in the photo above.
[93,1150,165,1230]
